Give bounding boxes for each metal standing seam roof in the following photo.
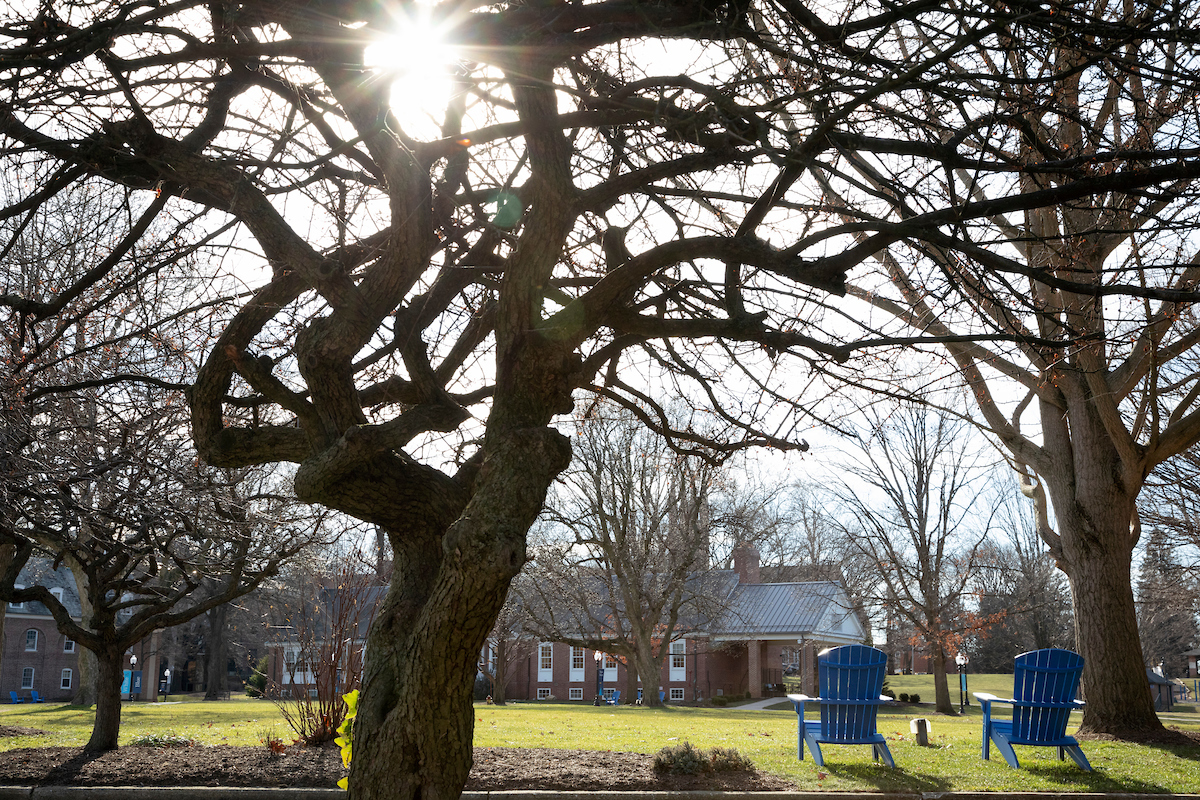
[710,581,852,637]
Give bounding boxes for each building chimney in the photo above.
[732,544,760,584]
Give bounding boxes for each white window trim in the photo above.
[50,587,64,604]
[25,629,38,652]
[537,643,553,682]
[569,646,584,682]
[61,669,72,690]
[604,654,617,671]
[536,687,551,700]
[64,638,75,653]
[670,687,685,701]
[9,583,24,611]
[669,640,685,681]
[568,687,584,701]
[21,668,34,689]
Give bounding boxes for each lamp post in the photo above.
[129,654,137,702]
[164,667,171,698]
[955,652,969,713]
[593,650,605,706]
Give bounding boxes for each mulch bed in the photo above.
[0,744,795,791]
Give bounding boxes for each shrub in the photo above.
[909,693,921,703]
[654,742,753,775]
[711,695,728,707]
[246,656,269,698]
[708,746,753,772]
[130,733,197,748]
[898,693,910,702]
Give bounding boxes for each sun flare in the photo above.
[364,6,459,137]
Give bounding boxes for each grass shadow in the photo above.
[819,762,954,793]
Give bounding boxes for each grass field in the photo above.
[0,694,291,750]
[2,687,1199,793]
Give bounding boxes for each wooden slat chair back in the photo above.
[787,644,895,768]
[973,648,1091,771]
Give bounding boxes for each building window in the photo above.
[25,629,38,651]
[50,587,64,604]
[604,653,617,671]
[64,638,76,653]
[309,689,319,699]
[669,640,685,681]
[569,646,584,681]
[670,687,685,701]
[538,643,553,682]
[537,688,551,700]
[602,687,615,702]
[568,687,584,701]
[61,669,72,690]
[21,668,34,689]
[9,584,24,610]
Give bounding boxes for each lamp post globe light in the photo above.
[955,652,969,713]
[594,650,604,706]
[129,654,137,701]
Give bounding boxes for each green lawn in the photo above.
[3,691,1199,793]
[0,694,292,750]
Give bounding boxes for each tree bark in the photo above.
[203,603,229,700]
[68,561,99,707]
[347,428,572,800]
[631,643,665,708]
[930,642,952,714]
[86,647,125,751]
[1037,390,1162,737]
[1053,492,1159,734]
[0,542,12,681]
[490,639,507,706]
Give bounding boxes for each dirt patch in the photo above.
[0,745,795,791]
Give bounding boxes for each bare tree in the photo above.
[478,584,537,707]
[746,0,1200,737]
[523,406,723,707]
[969,490,1074,673]
[7,0,1200,790]
[827,404,995,714]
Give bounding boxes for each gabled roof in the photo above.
[10,559,82,619]
[708,580,863,644]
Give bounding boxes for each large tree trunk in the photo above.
[347,428,571,800]
[68,560,100,707]
[631,641,664,708]
[0,542,12,681]
[929,641,953,714]
[490,639,508,706]
[203,603,229,700]
[1039,394,1163,737]
[1057,499,1160,735]
[86,647,125,751]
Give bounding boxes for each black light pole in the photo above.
[593,651,604,706]
[956,652,969,713]
[129,654,137,701]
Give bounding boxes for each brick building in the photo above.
[496,547,867,703]
[2,561,81,702]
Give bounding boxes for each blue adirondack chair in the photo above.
[29,690,45,703]
[607,689,621,705]
[973,648,1091,771]
[787,644,895,768]
[9,691,23,704]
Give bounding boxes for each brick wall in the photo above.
[2,613,80,702]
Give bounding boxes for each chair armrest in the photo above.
[972,692,1001,702]
[787,693,817,703]
[879,694,893,702]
